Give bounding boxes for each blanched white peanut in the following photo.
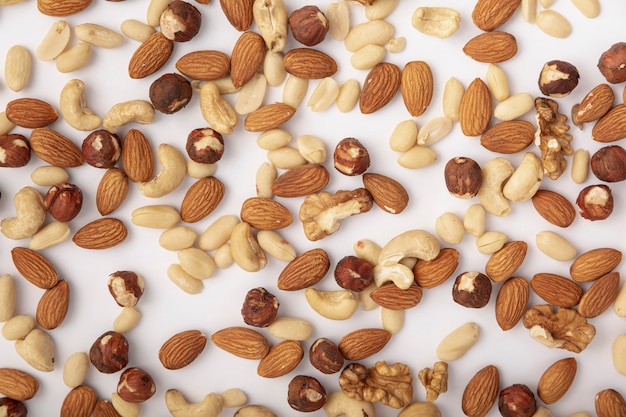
[476,231,508,254]
[75,23,124,48]
[0,111,15,135]
[297,135,326,164]
[267,317,313,341]
[381,307,404,334]
[351,44,386,70]
[266,146,307,169]
[323,390,376,417]
[436,322,480,361]
[502,152,543,202]
[120,19,156,42]
[282,75,308,108]
[29,221,71,250]
[31,166,68,186]
[178,248,217,280]
[307,77,340,112]
[571,149,590,184]
[103,99,155,134]
[614,282,626,317]
[344,20,395,52]
[378,229,440,266]
[5,45,31,92]
[62,352,90,388]
[263,50,286,87]
[221,388,247,408]
[146,0,170,27]
[230,222,267,273]
[57,40,92,73]
[486,63,509,101]
[435,212,464,244]
[494,93,535,121]
[186,160,216,179]
[167,264,204,295]
[131,205,181,229]
[214,243,234,269]
[255,162,277,198]
[1,186,46,240]
[257,230,296,261]
[388,37,406,53]
[36,20,71,61]
[397,145,437,169]
[358,283,379,311]
[417,117,453,146]
[112,307,142,333]
[536,10,572,38]
[305,288,359,320]
[253,0,288,52]
[327,2,350,41]
[365,0,398,20]
[572,0,600,18]
[235,74,267,115]
[257,128,291,151]
[1,315,34,340]
[59,78,101,131]
[412,7,461,38]
[373,263,415,289]
[198,215,240,251]
[522,0,537,23]
[463,204,486,238]
[0,274,16,322]
[138,144,186,198]
[390,119,418,152]
[612,334,626,376]
[442,77,464,122]
[335,79,360,113]
[536,230,577,261]
[112,392,142,417]
[159,226,197,251]
[477,157,514,216]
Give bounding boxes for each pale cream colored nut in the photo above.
[390,119,418,152]
[323,390,376,417]
[612,334,626,376]
[442,77,464,122]
[257,128,291,151]
[305,288,359,320]
[112,392,141,417]
[103,99,155,134]
[536,10,572,38]
[112,307,142,333]
[476,231,508,254]
[353,239,382,267]
[486,63,509,101]
[535,230,577,261]
[350,44,386,70]
[398,402,442,417]
[203,77,241,95]
[220,388,247,408]
[358,283,379,311]
[36,20,71,61]
[75,23,124,48]
[282,75,308,108]
[397,145,437,169]
[365,0,398,20]
[344,20,395,52]
[373,263,415,289]
[15,328,55,372]
[230,221,267,273]
[198,215,240,251]
[381,307,404,334]
[307,77,340,112]
[257,230,296,261]
[5,45,31,92]
[253,0,288,52]
[267,146,307,169]
[138,144,186,198]
[571,149,590,184]
[502,152,543,202]
[477,157,514,216]
[572,0,600,18]
[417,117,453,146]
[1,315,35,341]
[159,226,197,251]
[567,413,591,417]
[131,205,181,229]
[29,221,71,251]
[178,248,216,280]
[0,274,16,322]
[494,93,535,121]
[297,135,326,164]
[378,229,440,266]
[234,405,276,417]
[436,322,480,361]
[214,243,234,269]
[388,37,406,53]
[235,74,267,115]
[186,160,216,179]
[199,82,238,135]
[335,79,360,113]
[264,50,286,87]
[63,351,89,388]
[267,316,313,340]
[255,162,277,199]
[614,282,626,317]
[1,186,46,240]
[326,2,350,41]
[59,78,102,131]
[146,0,171,27]
[463,204,486,238]
[435,212,464,244]
[120,19,156,42]
[412,7,461,38]
[521,0,537,23]
[0,111,15,135]
[533,407,554,417]
[31,165,69,186]
[167,264,204,294]
[56,43,92,73]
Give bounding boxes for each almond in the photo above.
[472,0,521,31]
[459,78,492,136]
[121,129,153,183]
[570,247,622,282]
[6,98,58,128]
[93,399,120,417]
[531,189,577,228]
[463,31,518,63]
[495,276,530,331]
[596,388,626,417]
[10,246,59,289]
[60,385,97,417]
[72,217,128,250]
[128,32,173,79]
[220,0,254,31]
[29,128,84,167]
[180,177,225,223]
[158,329,207,370]
[338,328,391,361]
[359,62,401,115]
[412,247,459,289]
[400,60,434,117]
[369,283,423,310]
[240,197,293,230]
[537,357,577,404]
[257,340,304,378]
[530,273,583,307]
[362,172,409,214]
[480,120,535,154]
[271,164,330,197]
[37,0,92,16]
[0,368,39,401]
[592,103,626,143]
[230,31,266,88]
[175,50,231,81]
[244,102,296,132]
[461,364,499,417]
[96,167,129,216]
[36,279,70,330]
[578,271,621,318]
[210,326,269,359]
[485,240,527,283]
[572,83,614,126]
[283,48,338,79]
[278,248,330,291]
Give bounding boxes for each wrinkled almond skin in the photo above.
[413,247,459,289]
[176,50,231,80]
[472,0,521,31]
[211,326,270,359]
[11,246,59,289]
[29,128,84,168]
[570,247,622,282]
[277,248,330,291]
[463,31,518,63]
[6,98,58,128]
[537,357,577,404]
[231,31,266,88]
[462,364,500,417]
[220,0,254,31]
[370,282,423,310]
[460,78,492,136]
[400,60,434,117]
[257,339,304,378]
[578,271,621,318]
[128,32,174,79]
[359,62,401,114]
[573,83,614,126]
[158,330,207,370]
[96,168,129,216]
[531,189,577,228]
[485,241,528,283]
[36,279,70,330]
[495,276,529,331]
[244,102,296,132]
[240,197,293,230]
[592,104,626,143]
[338,328,391,361]
[595,388,626,417]
[37,0,92,16]
[480,120,535,154]
[530,273,583,308]
[362,172,409,214]
[72,218,128,249]
[180,177,225,223]
[283,48,338,79]
[121,129,154,183]
[0,368,39,401]
[60,385,97,417]
[272,164,330,197]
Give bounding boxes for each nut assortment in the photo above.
[1,1,626,416]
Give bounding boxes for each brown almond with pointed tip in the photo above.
[60,385,97,417]
[257,339,304,378]
[495,276,530,331]
[36,279,70,330]
[0,368,39,401]
[230,31,266,88]
[180,177,225,223]
[573,83,614,126]
[531,189,576,228]
[240,197,293,230]
[596,388,626,417]
[220,0,254,31]
[570,247,622,282]
[460,78,492,136]
[338,328,391,361]
[211,326,269,359]
[37,0,92,16]
[11,247,59,289]
[93,399,121,417]
[463,31,518,63]
[128,32,174,79]
[485,240,527,283]
[30,128,84,167]
[537,357,577,404]
[359,62,401,114]
[530,273,583,307]
[472,0,521,31]
[278,248,330,291]
[121,129,153,183]
[244,102,297,132]
[369,282,422,310]
[72,218,128,249]
[480,120,535,154]
[6,98,58,128]
[362,172,409,214]
[272,164,330,197]
[462,364,499,417]
[283,48,338,79]
[400,60,434,117]
[413,248,459,289]
[176,50,231,80]
[578,271,621,318]
[592,103,626,143]
[96,168,129,216]
[158,329,207,370]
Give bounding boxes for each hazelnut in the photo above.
[107,271,145,308]
[0,397,27,417]
[576,184,614,221]
[89,330,129,374]
[241,287,279,327]
[149,73,193,114]
[287,375,327,412]
[288,5,329,46]
[590,145,626,182]
[309,338,344,374]
[44,182,83,222]
[598,42,626,84]
[117,367,156,403]
[444,156,482,199]
[452,271,492,308]
[186,128,225,164]
[0,134,30,168]
[538,60,580,98]
[498,384,537,417]
[159,0,202,42]
[82,129,122,168]
[334,255,374,292]
[333,137,370,176]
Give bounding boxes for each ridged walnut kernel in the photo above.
[241,287,279,327]
[44,182,83,222]
[288,5,329,46]
[107,271,145,308]
[334,255,374,292]
[287,375,327,412]
[309,338,344,374]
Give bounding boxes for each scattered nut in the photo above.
[287,375,327,412]
[241,287,279,327]
[309,338,344,374]
[43,182,82,222]
[289,5,329,46]
[89,331,129,374]
[498,384,537,417]
[452,272,492,308]
[149,73,193,114]
[538,60,579,98]
[444,157,482,199]
[186,127,225,164]
[576,184,614,220]
[107,271,145,308]
[82,129,122,168]
[333,138,370,176]
[598,42,626,84]
[334,255,374,292]
[117,367,156,403]
[159,0,202,42]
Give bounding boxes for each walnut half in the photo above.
[339,361,413,409]
[534,97,574,180]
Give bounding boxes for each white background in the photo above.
[0,0,625,416]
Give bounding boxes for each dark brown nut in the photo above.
[538,60,580,98]
[89,330,129,374]
[117,367,156,403]
[44,182,83,222]
[576,184,614,221]
[241,287,279,327]
[309,338,344,374]
[107,271,145,308]
[590,145,626,182]
[159,0,202,42]
[498,384,537,417]
[452,271,492,308]
[287,375,327,412]
[288,5,329,46]
[149,73,193,114]
[333,138,370,176]
[444,156,482,199]
[82,129,122,168]
[186,128,224,164]
[334,255,374,292]
[598,42,626,84]
[0,134,30,167]
[0,397,27,417]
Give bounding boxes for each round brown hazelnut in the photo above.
[538,60,580,98]
[289,5,329,46]
[333,137,370,176]
[186,128,224,164]
[117,367,156,403]
[309,338,344,374]
[444,156,482,199]
[498,384,537,417]
[598,42,626,84]
[287,375,327,412]
[241,287,279,327]
[159,0,202,42]
[452,271,492,308]
[334,255,374,292]
[89,330,129,374]
[44,182,83,222]
[149,73,193,114]
[107,271,145,308]
[0,397,27,417]
[82,129,122,168]
[590,145,626,182]
[0,134,30,168]
[576,184,614,221]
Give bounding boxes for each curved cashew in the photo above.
[353,239,382,266]
[199,82,238,135]
[323,390,376,417]
[165,390,224,417]
[477,157,514,216]
[304,288,359,320]
[233,405,277,417]
[103,99,155,134]
[373,263,415,289]
[230,222,267,272]
[59,79,102,131]
[377,229,440,266]
[138,144,186,198]
[502,151,544,202]
[1,186,46,240]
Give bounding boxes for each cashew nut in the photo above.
[229,221,267,273]
[165,390,224,417]
[234,405,277,417]
[502,152,544,202]
[59,78,102,131]
[323,390,376,417]
[377,229,440,266]
[199,82,238,135]
[1,186,46,240]
[103,99,155,134]
[353,238,382,266]
[304,288,359,320]
[373,263,415,289]
[138,144,186,198]
[477,157,514,216]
